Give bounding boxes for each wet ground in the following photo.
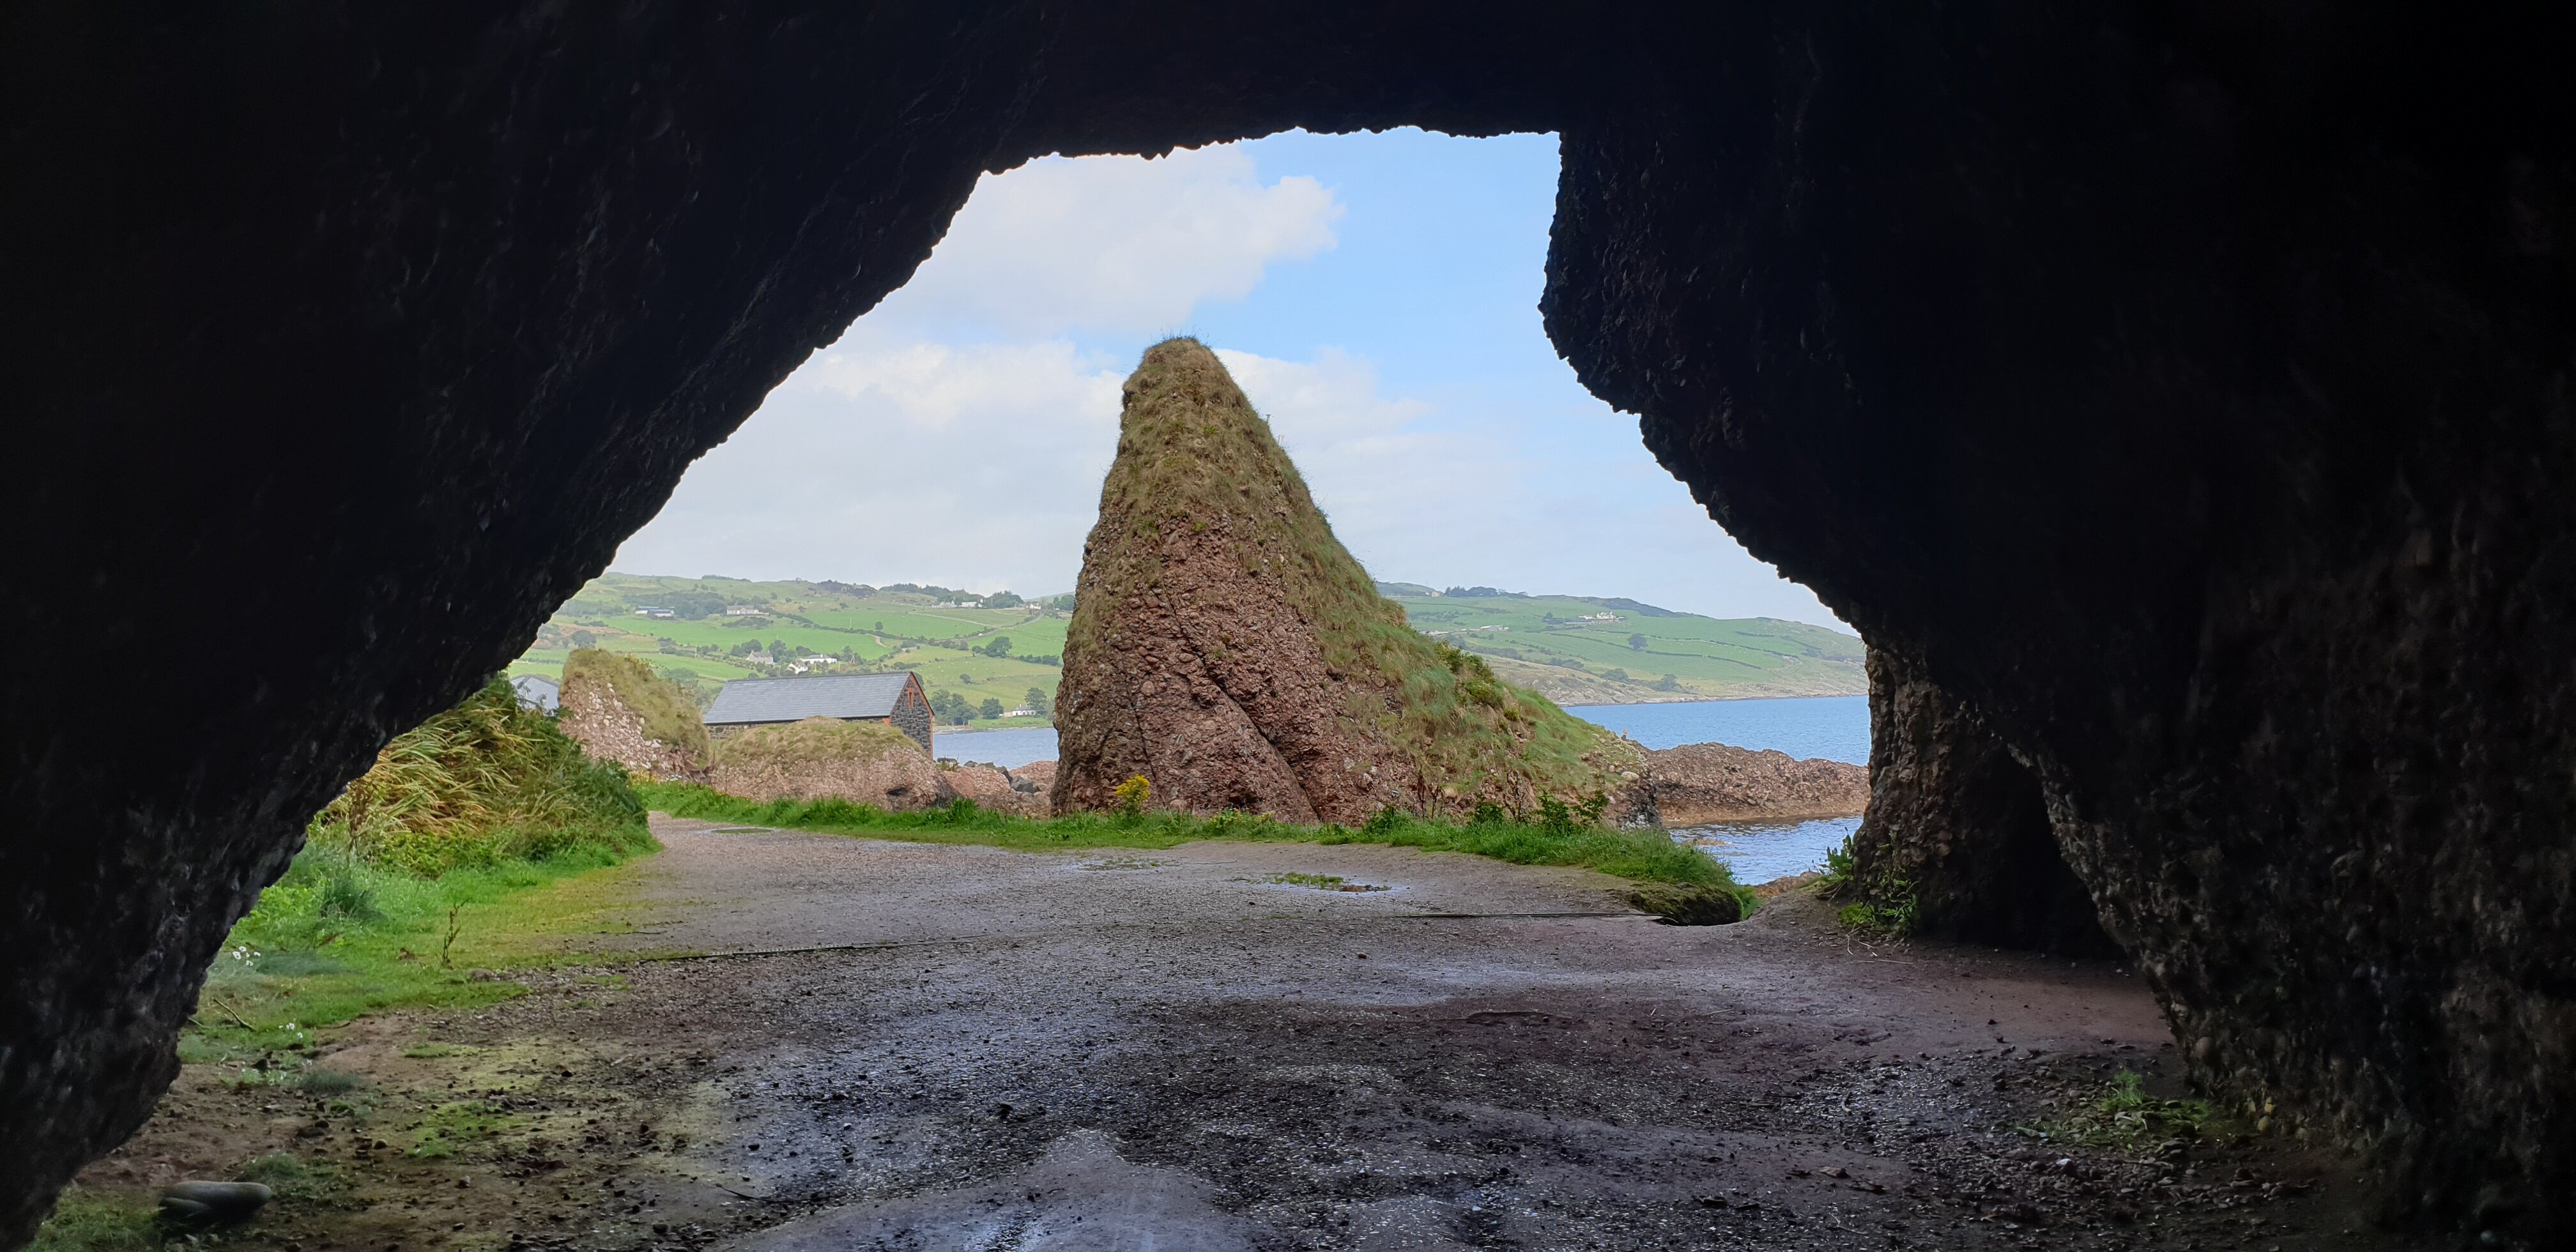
[82,818,2436,1251]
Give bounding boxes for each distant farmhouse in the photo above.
[703,672,933,750]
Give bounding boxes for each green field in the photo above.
[510,573,1073,730]
[509,573,1866,729]
[1376,584,1864,701]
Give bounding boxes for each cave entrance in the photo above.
[603,127,1843,658]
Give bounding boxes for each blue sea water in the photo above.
[931,726,1059,768]
[934,696,1872,884]
[1561,694,1870,763]
[1566,696,1873,885]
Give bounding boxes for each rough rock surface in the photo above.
[4,4,2570,1242]
[708,719,949,813]
[1051,341,1634,824]
[1009,760,1057,795]
[1641,742,1869,827]
[556,661,707,781]
[1845,651,2115,956]
[939,763,1049,819]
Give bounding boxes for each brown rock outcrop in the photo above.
[1641,743,1869,827]
[1846,650,2115,956]
[940,763,1050,818]
[1051,340,1637,824]
[1010,760,1057,794]
[556,650,710,781]
[709,717,948,811]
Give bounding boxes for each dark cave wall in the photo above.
[2,0,2571,1244]
[1846,651,2117,957]
[0,5,1591,1244]
[1541,3,2576,1235]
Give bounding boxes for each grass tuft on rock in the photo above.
[714,716,918,771]
[564,646,712,758]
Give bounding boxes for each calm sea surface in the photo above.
[933,696,1871,884]
[931,726,1059,768]
[1561,694,1870,763]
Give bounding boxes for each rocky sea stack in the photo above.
[1053,340,1638,824]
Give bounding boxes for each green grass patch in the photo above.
[639,781,1747,899]
[309,676,654,876]
[29,1189,162,1252]
[2017,1070,2221,1150]
[195,838,660,1057]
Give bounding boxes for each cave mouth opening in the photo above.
[603,126,1844,644]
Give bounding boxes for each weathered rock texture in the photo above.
[1846,652,2116,957]
[3,3,2569,1242]
[708,719,947,812]
[939,763,1050,819]
[556,651,709,781]
[1051,341,1636,823]
[1641,744,1869,827]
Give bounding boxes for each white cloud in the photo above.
[615,139,1847,630]
[873,148,1342,337]
[612,337,1123,594]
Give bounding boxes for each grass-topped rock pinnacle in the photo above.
[1052,339,1640,824]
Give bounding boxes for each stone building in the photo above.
[703,671,933,751]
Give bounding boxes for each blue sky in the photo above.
[613,128,1848,630]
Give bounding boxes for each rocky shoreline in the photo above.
[1629,742,1871,827]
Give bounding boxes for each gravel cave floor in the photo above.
[78,818,2439,1251]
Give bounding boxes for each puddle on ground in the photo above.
[1673,815,1860,884]
[1075,856,1174,871]
[1231,873,1390,894]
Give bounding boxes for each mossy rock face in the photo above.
[1053,339,1637,824]
[708,717,947,811]
[558,649,710,775]
[1625,883,1744,926]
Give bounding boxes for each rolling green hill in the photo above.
[510,573,1866,733]
[1376,584,1864,703]
[510,573,1073,731]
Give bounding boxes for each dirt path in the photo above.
[84,819,2431,1251]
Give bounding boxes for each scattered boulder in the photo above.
[1053,339,1639,823]
[1010,760,1057,794]
[158,1180,271,1228]
[708,717,949,811]
[1639,742,1869,826]
[940,763,1050,818]
[556,649,710,779]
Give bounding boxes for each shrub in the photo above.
[1112,775,1152,818]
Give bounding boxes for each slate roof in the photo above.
[510,674,560,713]
[703,672,918,726]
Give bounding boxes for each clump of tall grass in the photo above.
[308,677,650,876]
